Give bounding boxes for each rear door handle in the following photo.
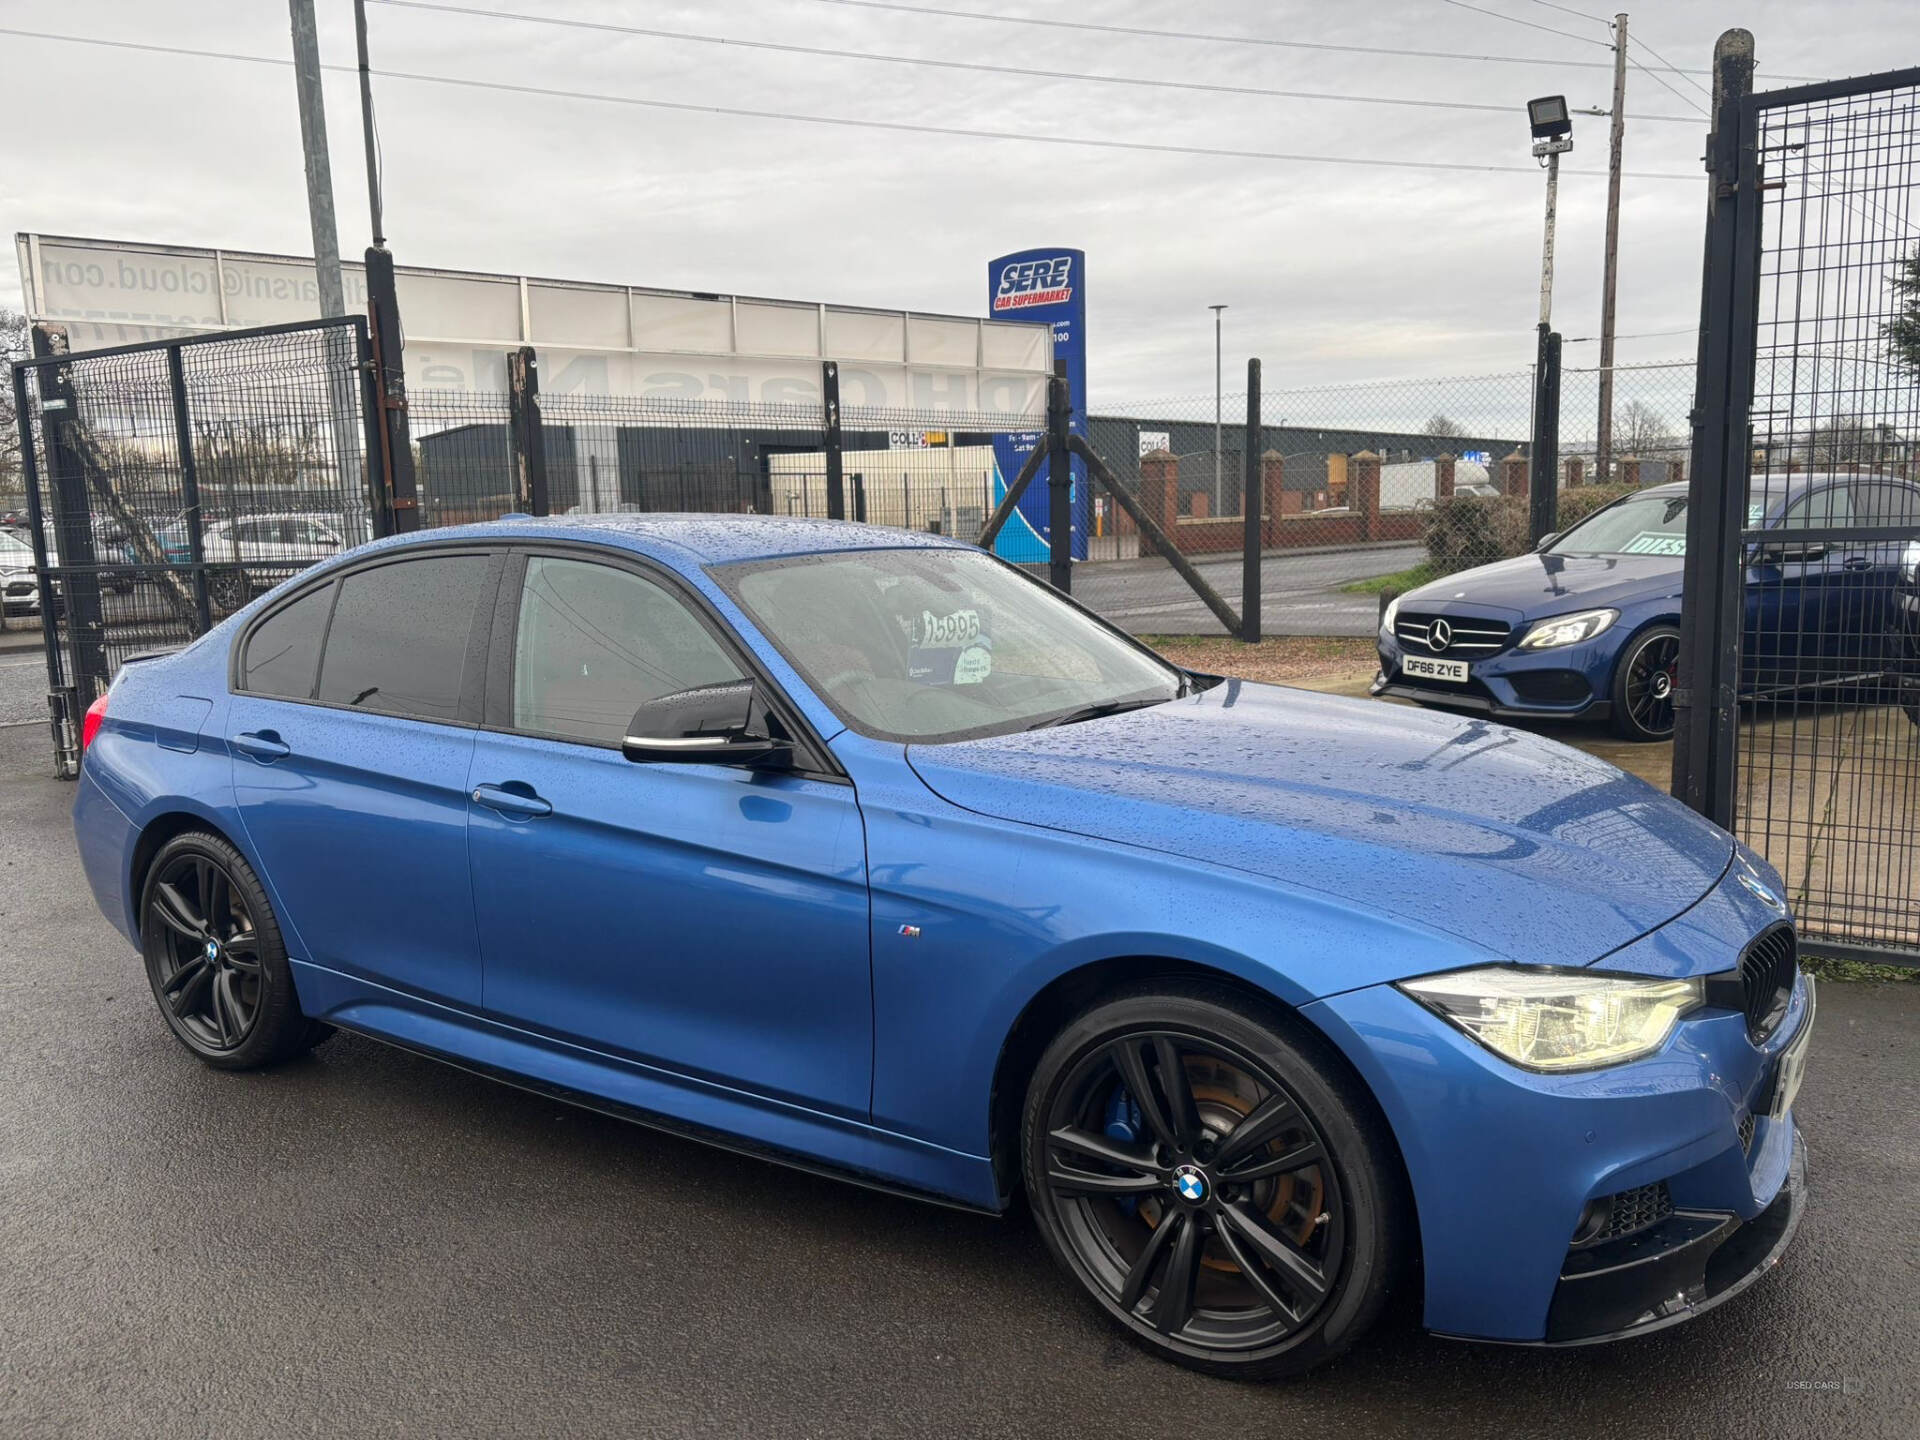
[1841,555,1874,571]
[231,731,291,761]
[471,783,553,819]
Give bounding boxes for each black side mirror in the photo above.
[622,680,790,767]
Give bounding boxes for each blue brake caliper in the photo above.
[1103,1084,1146,1216]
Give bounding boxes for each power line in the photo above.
[1518,0,1611,23]
[1630,32,1713,101]
[0,26,1706,180]
[1626,49,1709,117]
[372,0,1703,124]
[1432,0,1610,49]
[793,0,1822,81]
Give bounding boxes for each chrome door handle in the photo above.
[231,731,291,761]
[471,783,553,818]
[1841,556,1873,571]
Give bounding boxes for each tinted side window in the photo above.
[1851,483,1920,528]
[241,583,334,699]
[1780,486,1854,529]
[511,556,743,744]
[317,554,489,720]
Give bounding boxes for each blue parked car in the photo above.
[1374,471,1920,740]
[73,516,1812,1377]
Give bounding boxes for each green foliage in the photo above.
[1556,483,1638,532]
[1423,492,1531,574]
[1890,244,1920,375]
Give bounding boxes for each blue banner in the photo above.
[987,248,1088,562]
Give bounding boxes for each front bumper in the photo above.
[1304,963,1813,1343]
[1373,626,1617,722]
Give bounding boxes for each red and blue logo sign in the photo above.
[993,255,1075,313]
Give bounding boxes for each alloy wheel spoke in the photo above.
[1151,1037,1202,1151]
[168,959,213,1019]
[1047,1164,1165,1197]
[1107,1038,1181,1156]
[1217,1200,1330,1304]
[211,970,238,1045]
[1145,1212,1204,1336]
[1220,1139,1324,1184]
[222,932,263,974]
[163,955,210,1002]
[1212,1211,1306,1324]
[1212,1090,1296,1171]
[1048,1126,1162,1176]
[1119,1207,1180,1311]
[153,881,205,942]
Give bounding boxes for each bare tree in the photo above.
[1806,415,1899,469]
[2,308,29,506]
[1422,413,1466,439]
[1615,399,1676,457]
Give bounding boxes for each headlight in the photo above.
[1397,966,1702,1071]
[1902,540,1919,583]
[1517,607,1618,650]
[1381,594,1402,633]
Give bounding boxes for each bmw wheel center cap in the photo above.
[1172,1165,1209,1204]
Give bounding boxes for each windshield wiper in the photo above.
[1026,695,1172,730]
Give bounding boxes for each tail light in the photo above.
[81,692,109,752]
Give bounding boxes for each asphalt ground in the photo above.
[2,730,1917,1439]
[1071,542,1420,636]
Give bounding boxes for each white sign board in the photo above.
[1138,430,1171,457]
[16,234,1051,419]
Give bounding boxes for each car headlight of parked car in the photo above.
[1902,540,1920,583]
[1381,594,1402,632]
[1516,607,1619,650]
[1397,966,1702,1071]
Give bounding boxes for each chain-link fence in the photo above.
[1070,360,1695,637]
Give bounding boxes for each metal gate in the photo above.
[11,317,382,776]
[1677,39,1920,965]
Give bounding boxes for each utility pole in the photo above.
[1594,12,1629,489]
[1210,304,1227,514]
[1527,96,1574,544]
[289,0,345,317]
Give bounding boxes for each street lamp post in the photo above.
[1527,96,1573,545]
[1210,304,1227,515]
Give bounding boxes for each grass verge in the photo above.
[1800,952,1920,984]
[1341,561,1442,596]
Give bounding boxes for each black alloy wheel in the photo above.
[207,567,250,614]
[1024,987,1406,1379]
[140,831,330,1069]
[1611,624,1681,741]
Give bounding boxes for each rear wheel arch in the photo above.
[130,812,243,922]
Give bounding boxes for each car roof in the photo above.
[1626,471,1915,503]
[366,513,972,567]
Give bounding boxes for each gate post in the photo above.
[507,346,550,516]
[29,325,110,711]
[165,344,214,633]
[1241,357,1262,643]
[1528,328,1562,544]
[364,245,420,532]
[12,360,73,772]
[822,361,845,521]
[1047,362,1072,593]
[1672,30,1759,827]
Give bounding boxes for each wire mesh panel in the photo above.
[1736,70,1920,962]
[13,318,376,772]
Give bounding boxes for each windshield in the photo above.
[716,547,1185,742]
[1548,491,1689,557]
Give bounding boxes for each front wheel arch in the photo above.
[986,959,1419,1264]
[1606,617,1683,741]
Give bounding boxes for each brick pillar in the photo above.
[1140,449,1179,556]
[1620,455,1642,488]
[1563,455,1583,488]
[1435,453,1456,500]
[1189,491,1209,520]
[1261,450,1285,546]
[1351,451,1382,542]
[1668,459,1685,486]
[1501,450,1529,498]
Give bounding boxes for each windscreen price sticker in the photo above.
[1622,532,1686,557]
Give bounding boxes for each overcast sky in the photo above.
[2,0,1913,407]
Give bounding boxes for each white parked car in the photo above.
[1,529,50,614]
[166,513,347,611]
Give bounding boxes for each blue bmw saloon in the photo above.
[1374,471,1920,740]
[73,516,1812,1377]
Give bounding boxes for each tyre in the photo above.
[1609,623,1681,742]
[1022,983,1409,1380]
[139,831,330,1070]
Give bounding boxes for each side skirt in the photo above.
[292,960,1002,1215]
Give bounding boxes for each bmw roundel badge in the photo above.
[1172,1165,1208,1204]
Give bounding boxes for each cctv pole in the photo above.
[1594,13,1629,489]
[1210,305,1227,515]
[1531,144,1563,544]
[289,0,345,318]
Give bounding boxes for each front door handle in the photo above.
[472,783,553,819]
[231,731,291,762]
[1841,555,1873,571]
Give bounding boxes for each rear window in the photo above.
[315,554,489,721]
[240,583,334,699]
